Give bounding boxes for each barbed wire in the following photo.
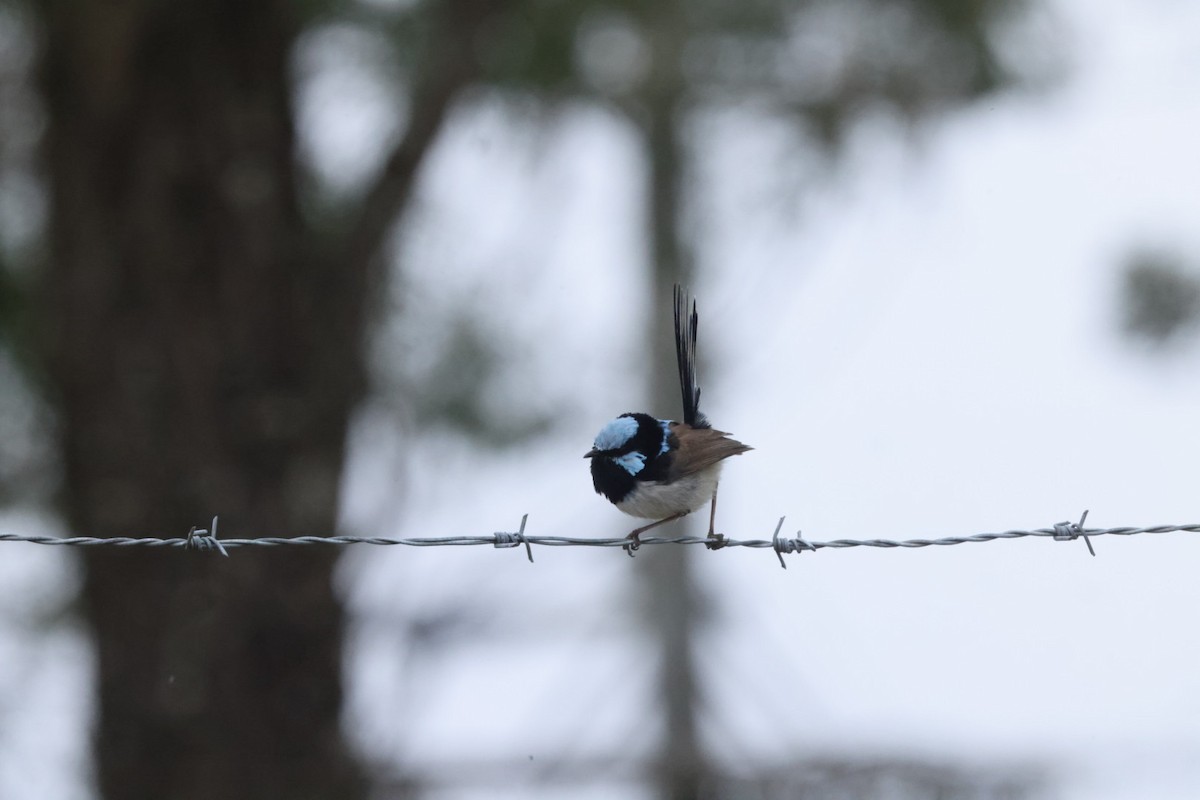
[1,511,1198,567]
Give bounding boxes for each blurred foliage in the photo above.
[0,5,52,507]
[391,309,555,447]
[0,0,1037,454]
[1121,249,1200,345]
[347,0,1034,444]
[386,0,1026,118]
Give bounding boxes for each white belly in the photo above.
[614,465,722,520]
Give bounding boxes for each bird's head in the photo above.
[585,412,671,478]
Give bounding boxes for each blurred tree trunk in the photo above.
[30,0,478,796]
[35,3,367,798]
[640,3,706,799]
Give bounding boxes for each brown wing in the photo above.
[665,422,752,481]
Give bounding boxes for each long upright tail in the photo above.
[673,284,709,429]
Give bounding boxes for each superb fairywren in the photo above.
[585,285,751,547]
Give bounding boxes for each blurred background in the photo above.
[2,0,1200,798]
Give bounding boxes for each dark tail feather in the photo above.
[673,284,709,428]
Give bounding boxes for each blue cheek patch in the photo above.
[613,450,648,476]
[657,419,671,455]
[594,416,639,451]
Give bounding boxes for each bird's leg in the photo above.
[705,482,726,550]
[625,510,689,552]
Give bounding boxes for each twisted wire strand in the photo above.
[1,514,1197,566]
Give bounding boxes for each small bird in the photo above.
[585,285,751,548]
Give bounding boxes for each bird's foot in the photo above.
[704,532,727,551]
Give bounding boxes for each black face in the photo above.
[587,412,674,503]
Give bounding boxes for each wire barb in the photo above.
[493,514,534,563]
[773,527,817,562]
[771,517,789,569]
[1052,510,1095,556]
[185,516,229,557]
